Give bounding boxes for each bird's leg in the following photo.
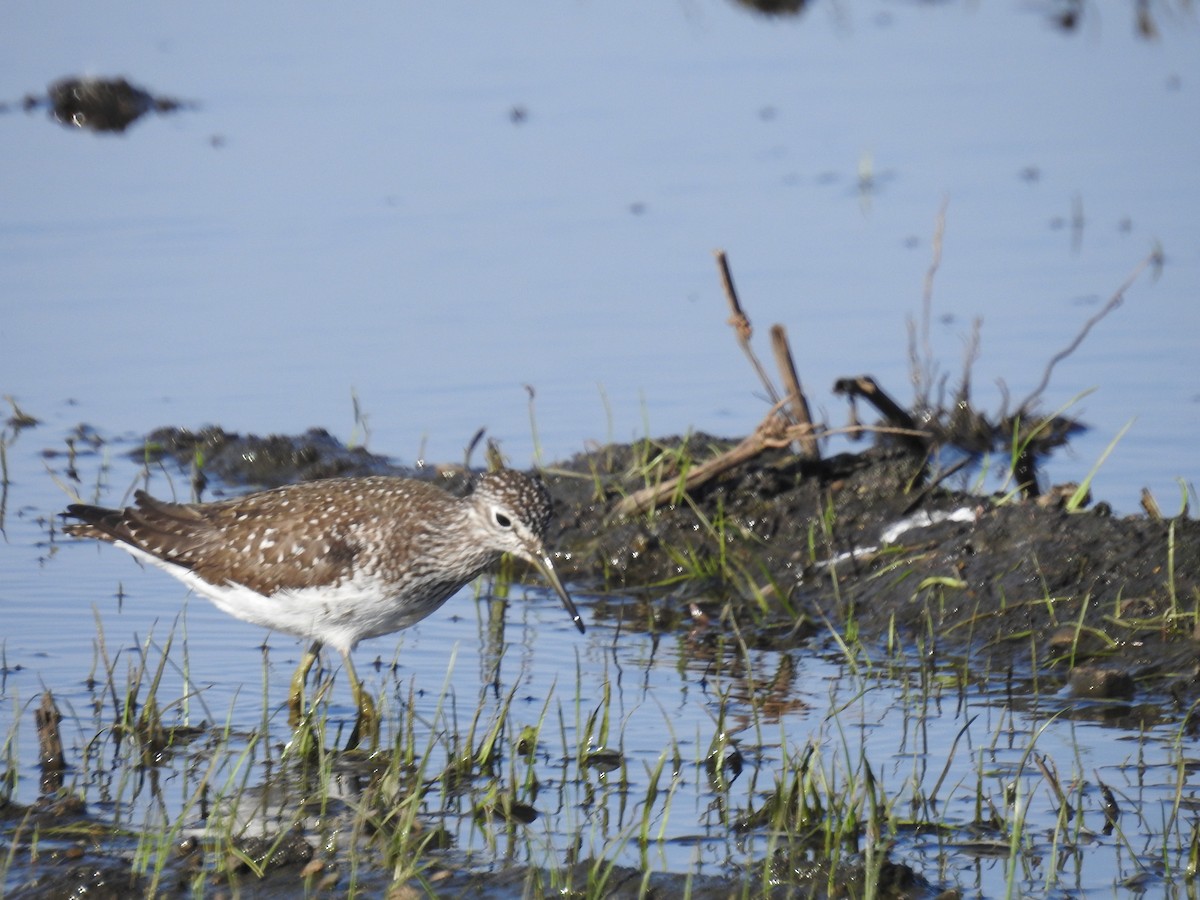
[288,641,322,726]
[341,651,379,752]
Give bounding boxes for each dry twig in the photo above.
[612,408,790,518]
[36,690,65,794]
[910,199,948,406]
[833,376,928,455]
[770,324,820,460]
[1017,246,1163,413]
[715,250,782,412]
[610,418,926,519]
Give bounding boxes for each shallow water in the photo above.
[3,1,1200,895]
[5,431,1200,896]
[1,0,1197,513]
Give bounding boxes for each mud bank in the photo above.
[133,424,1200,711]
[545,433,1200,714]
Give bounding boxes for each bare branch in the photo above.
[611,411,788,519]
[955,316,983,411]
[770,324,820,460]
[911,199,948,405]
[1017,247,1163,414]
[715,249,781,409]
[609,415,929,520]
[833,376,928,455]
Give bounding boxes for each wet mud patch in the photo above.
[138,425,407,492]
[545,432,1200,712]
[42,420,1200,714]
[0,792,146,900]
[48,421,1200,709]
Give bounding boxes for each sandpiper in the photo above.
[63,469,584,748]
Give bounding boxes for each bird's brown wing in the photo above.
[65,490,360,595]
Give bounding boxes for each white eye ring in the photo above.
[493,509,513,529]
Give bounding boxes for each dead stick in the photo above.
[1017,246,1163,413]
[715,250,783,411]
[612,419,929,519]
[36,690,65,794]
[919,199,948,389]
[1139,488,1162,520]
[832,376,928,454]
[612,412,789,519]
[770,324,820,460]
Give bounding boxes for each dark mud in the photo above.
[546,433,1200,716]
[139,425,404,491]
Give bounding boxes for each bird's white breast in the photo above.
[115,541,469,653]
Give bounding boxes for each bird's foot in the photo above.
[345,690,379,752]
[287,684,305,727]
[288,645,320,726]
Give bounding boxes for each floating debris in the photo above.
[24,76,188,133]
[733,0,808,15]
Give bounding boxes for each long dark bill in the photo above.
[529,553,585,634]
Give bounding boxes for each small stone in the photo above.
[1068,666,1135,700]
[1120,597,1158,620]
[387,883,424,900]
[316,868,341,891]
[1048,626,1104,658]
[300,858,326,878]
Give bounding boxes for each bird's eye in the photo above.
[493,511,512,529]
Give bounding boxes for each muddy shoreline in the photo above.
[101,423,1200,715]
[545,434,1200,712]
[7,424,1198,898]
